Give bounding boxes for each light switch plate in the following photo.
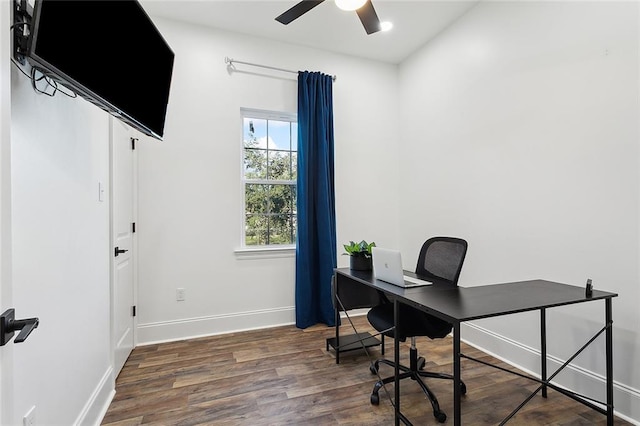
[98,182,105,202]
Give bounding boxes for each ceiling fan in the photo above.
[275,0,382,35]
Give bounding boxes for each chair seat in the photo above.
[367,302,452,342]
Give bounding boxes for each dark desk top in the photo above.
[335,268,618,323]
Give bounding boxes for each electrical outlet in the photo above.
[176,288,185,301]
[23,406,35,426]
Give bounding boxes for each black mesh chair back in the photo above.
[416,237,468,286]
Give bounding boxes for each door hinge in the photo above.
[131,137,138,150]
[132,222,136,233]
[132,306,136,317]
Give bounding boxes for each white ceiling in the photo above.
[140,0,479,64]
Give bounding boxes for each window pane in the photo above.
[291,215,297,243]
[269,184,291,215]
[245,214,268,246]
[244,118,267,148]
[268,120,291,151]
[243,118,252,147]
[244,148,267,180]
[268,151,291,180]
[291,122,298,152]
[291,152,297,180]
[269,214,294,245]
[245,184,268,213]
[288,185,297,212]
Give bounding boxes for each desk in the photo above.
[334,268,618,426]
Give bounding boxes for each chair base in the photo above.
[369,345,466,424]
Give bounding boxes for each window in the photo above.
[241,108,297,248]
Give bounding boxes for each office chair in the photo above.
[367,236,468,423]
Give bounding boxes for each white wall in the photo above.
[399,1,640,422]
[10,65,113,423]
[135,18,400,344]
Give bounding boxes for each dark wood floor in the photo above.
[102,316,628,425]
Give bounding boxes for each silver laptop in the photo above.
[372,247,432,288]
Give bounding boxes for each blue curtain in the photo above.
[295,71,337,329]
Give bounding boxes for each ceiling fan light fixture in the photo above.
[276,0,382,36]
[335,0,367,12]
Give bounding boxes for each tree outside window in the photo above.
[242,109,297,247]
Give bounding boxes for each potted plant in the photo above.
[343,240,376,271]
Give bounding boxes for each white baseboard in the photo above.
[462,322,640,425]
[137,306,297,345]
[74,367,115,426]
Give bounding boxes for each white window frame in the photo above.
[238,107,297,253]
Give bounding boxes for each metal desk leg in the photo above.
[334,275,340,364]
[541,308,547,398]
[394,299,401,426]
[454,322,461,426]
[606,298,613,426]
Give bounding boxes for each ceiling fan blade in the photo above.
[356,0,381,35]
[276,0,326,25]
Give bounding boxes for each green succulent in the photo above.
[343,240,376,258]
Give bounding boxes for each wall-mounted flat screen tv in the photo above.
[27,0,174,140]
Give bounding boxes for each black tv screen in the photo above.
[27,0,174,140]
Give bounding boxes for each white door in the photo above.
[111,118,136,376]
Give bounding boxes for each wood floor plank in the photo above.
[103,316,630,425]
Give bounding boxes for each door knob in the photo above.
[1,309,39,346]
[114,247,129,257]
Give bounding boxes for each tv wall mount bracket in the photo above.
[13,0,33,65]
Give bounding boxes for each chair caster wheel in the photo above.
[460,382,467,395]
[370,393,380,405]
[369,363,378,375]
[417,356,426,370]
[434,411,447,423]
